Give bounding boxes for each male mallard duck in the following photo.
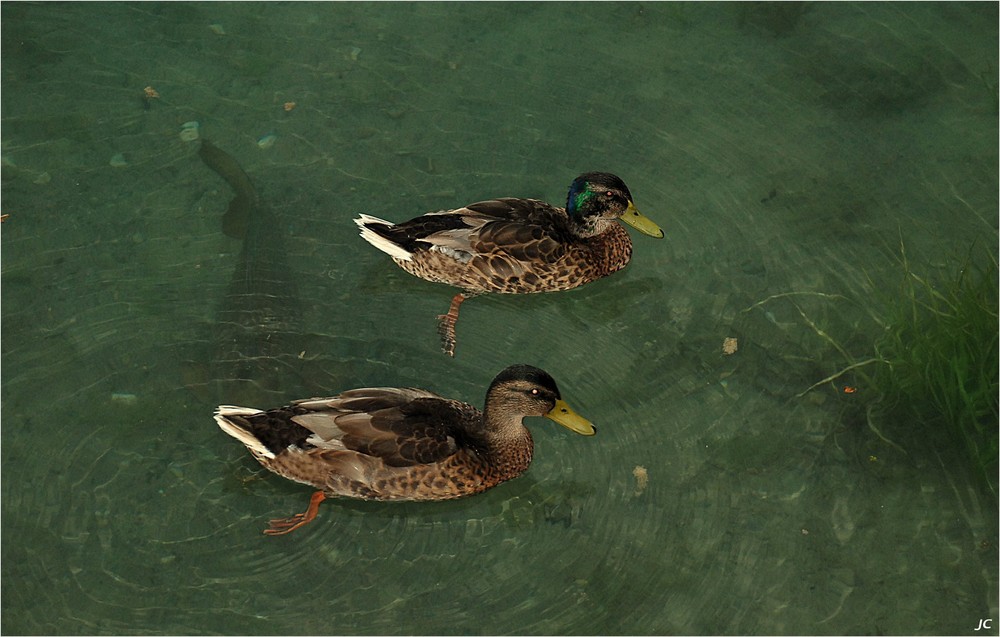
[214,364,595,535]
[355,172,663,356]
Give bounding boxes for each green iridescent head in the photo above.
[565,172,664,238]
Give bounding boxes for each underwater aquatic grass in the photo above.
[864,245,998,495]
[749,242,998,495]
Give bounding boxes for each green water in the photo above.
[2,2,997,635]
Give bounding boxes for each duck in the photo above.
[355,172,663,356]
[214,364,595,535]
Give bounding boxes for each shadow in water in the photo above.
[183,140,321,406]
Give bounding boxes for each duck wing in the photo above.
[291,388,484,468]
[381,198,574,264]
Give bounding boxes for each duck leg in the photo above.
[436,292,467,357]
[263,491,327,536]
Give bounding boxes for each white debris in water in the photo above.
[111,392,138,405]
[180,121,200,142]
[256,133,277,149]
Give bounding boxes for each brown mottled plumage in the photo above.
[215,364,595,535]
[355,172,664,355]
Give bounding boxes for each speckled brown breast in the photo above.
[263,433,535,501]
[397,223,634,294]
[353,445,532,501]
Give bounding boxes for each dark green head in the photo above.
[565,172,664,238]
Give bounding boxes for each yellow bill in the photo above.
[619,202,664,238]
[545,399,596,436]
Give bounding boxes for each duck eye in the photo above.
[530,388,539,396]
[605,191,614,197]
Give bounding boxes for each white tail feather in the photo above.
[354,214,413,261]
[214,405,275,459]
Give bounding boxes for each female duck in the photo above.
[356,172,663,355]
[215,364,595,535]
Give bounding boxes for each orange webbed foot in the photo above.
[436,293,467,357]
[263,491,326,536]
